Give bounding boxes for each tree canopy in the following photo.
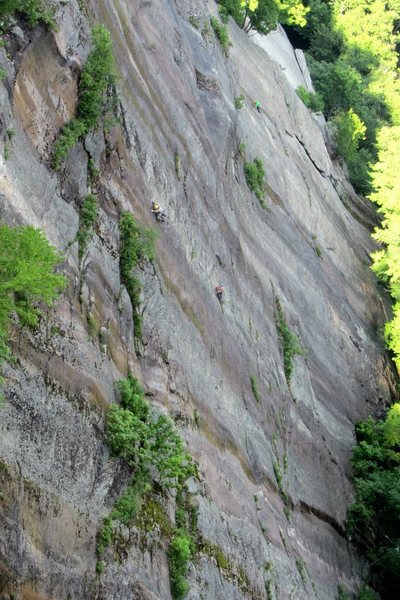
[218,0,309,34]
[347,408,400,598]
[0,224,65,365]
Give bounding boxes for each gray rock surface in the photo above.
[0,1,396,599]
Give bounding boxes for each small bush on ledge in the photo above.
[210,16,231,56]
[244,158,266,208]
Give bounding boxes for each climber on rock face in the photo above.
[215,282,224,301]
[151,201,166,222]
[254,99,262,113]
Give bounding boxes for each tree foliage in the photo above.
[331,108,366,163]
[347,409,400,598]
[0,224,65,364]
[369,127,400,366]
[296,85,324,112]
[218,0,308,35]
[168,531,193,599]
[97,376,195,569]
[107,376,195,486]
[287,0,400,196]
[244,157,266,206]
[0,0,55,28]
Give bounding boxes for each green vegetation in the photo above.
[370,127,400,367]
[97,376,195,564]
[238,141,246,158]
[199,536,254,594]
[296,559,307,584]
[0,68,6,80]
[287,0,400,195]
[0,224,65,387]
[275,298,305,384]
[234,94,245,109]
[346,406,400,598]
[273,461,288,504]
[174,151,181,181]
[296,85,324,112]
[244,157,266,207]
[210,16,231,56]
[331,108,366,164]
[188,15,200,29]
[87,158,99,181]
[106,376,193,485]
[52,25,115,169]
[250,375,260,403]
[0,0,56,29]
[119,212,157,341]
[337,584,379,600]
[168,531,193,599]
[218,0,308,35]
[77,194,97,261]
[3,145,10,161]
[313,244,321,258]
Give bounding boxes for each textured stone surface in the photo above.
[0,1,396,599]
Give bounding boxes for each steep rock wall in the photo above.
[0,1,396,599]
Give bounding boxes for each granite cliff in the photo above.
[0,1,396,599]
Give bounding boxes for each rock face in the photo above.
[0,1,396,599]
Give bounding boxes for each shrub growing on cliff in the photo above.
[0,0,55,28]
[250,375,260,403]
[77,194,98,261]
[168,531,193,599]
[244,157,266,207]
[119,212,157,341]
[0,224,65,375]
[106,379,193,486]
[275,298,305,385]
[296,85,324,113]
[210,16,231,56]
[97,376,194,559]
[52,25,115,169]
[346,407,400,598]
[234,94,245,109]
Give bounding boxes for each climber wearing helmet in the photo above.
[151,201,167,222]
[215,283,224,301]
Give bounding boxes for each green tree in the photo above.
[331,108,366,162]
[296,85,324,112]
[369,127,400,364]
[243,0,281,34]
[218,0,244,24]
[346,411,400,597]
[384,403,400,447]
[0,224,65,364]
[0,0,55,27]
[98,375,195,571]
[307,58,364,117]
[218,0,308,34]
[106,375,194,487]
